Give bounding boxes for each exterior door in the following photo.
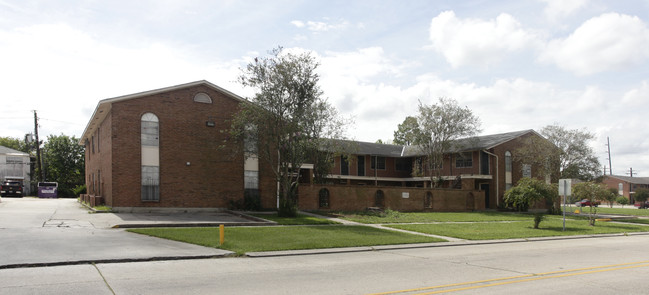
[357,156,365,176]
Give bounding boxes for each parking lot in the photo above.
[0,198,250,268]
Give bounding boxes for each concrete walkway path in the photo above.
[298,210,466,242]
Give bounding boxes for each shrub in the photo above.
[533,213,545,229]
[617,196,629,207]
[72,184,87,196]
[504,178,558,212]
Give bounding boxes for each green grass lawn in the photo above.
[129,225,445,255]
[248,213,339,225]
[570,206,649,217]
[336,211,535,224]
[386,217,649,240]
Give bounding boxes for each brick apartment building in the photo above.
[80,80,552,212]
[602,175,649,203]
[80,80,276,211]
[297,130,549,211]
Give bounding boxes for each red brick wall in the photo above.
[602,176,629,199]
[490,132,550,208]
[84,84,277,209]
[298,184,485,212]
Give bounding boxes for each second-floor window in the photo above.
[455,153,472,168]
[371,156,386,170]
[395,158,412,171]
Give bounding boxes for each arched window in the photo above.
[141,113,160,201]
[318,188,330,208]
[425,191,433,208]
[193,92,212,104]
[505,151,513,191]
[375,190,385,208]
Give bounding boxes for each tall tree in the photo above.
[515,125,601,182]
[393,116,419,145]
[413,97,481,186]
[231,47,346,217]
[42,134,85,197]
[0,136,30,153]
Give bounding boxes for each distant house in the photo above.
[80,81,555,212]
[0,146,31,195]
[602,175,649,203]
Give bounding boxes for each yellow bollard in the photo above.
[219,224,225,245]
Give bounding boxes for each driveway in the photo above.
[0,198,244,268]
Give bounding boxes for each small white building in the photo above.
[0,146,31,195]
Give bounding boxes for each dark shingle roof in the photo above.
[334,130,538,157]
[606,175,649,185]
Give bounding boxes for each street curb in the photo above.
[0,253,236,270]
[112,221,275,228]
[245,231,649,258]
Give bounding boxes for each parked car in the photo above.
[0,180,23,197]
[635,201,649,209]
[575,199,599,207]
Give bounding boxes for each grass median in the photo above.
[129,225,445,255]
[570,206,649,217]
[386,217,649,240]
[332,210,534,224]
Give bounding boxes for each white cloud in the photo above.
[622,81,649,106]
[539,13,649,75]
[290,20,305,28]
[0,23,245,138]
[290,19,350,32]
[540,0,589,21]
[428,11,542,68]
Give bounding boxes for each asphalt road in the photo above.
[3,198,649,294]
[2,234,649,294]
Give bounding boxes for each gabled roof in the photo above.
[401,129,539,157]
[80,80,246,144]
[606,175,649,185]
[0,146,29,156]
[329,139,404,157]
[335,129,541,158]
[453,129,540,151]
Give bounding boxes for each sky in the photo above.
[1,0,648,177]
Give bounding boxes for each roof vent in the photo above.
[193,92,212,104]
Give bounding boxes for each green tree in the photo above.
[515,125,601,182]
[0,136,30,153]
[573,182,609,226]
[504,177,558,212]
[393,116,419,145]
[413,98,481,187]
[616,196,629,207]
[231,47,346,217]
[41,134,85,197]
[634,188,649,204]
[604,188,618,208]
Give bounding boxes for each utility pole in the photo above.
[627,168,637,177]
[33,110,43,182]
[606,137,612,176]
